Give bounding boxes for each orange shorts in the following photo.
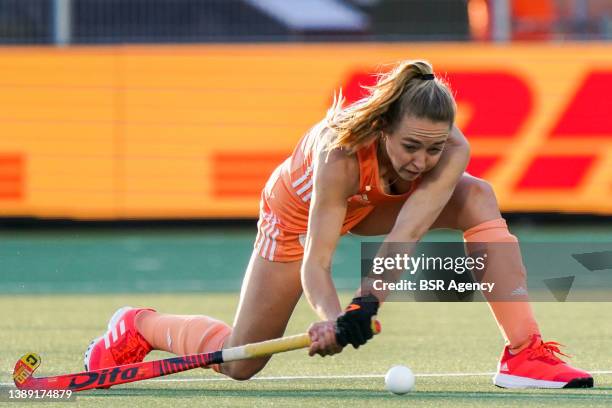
[254,196,305,263]
[253,198,375,263]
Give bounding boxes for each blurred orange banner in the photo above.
[0,43,610,219]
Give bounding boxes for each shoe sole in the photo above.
[84,306,133,371]
[563,377,594,388]
[494,373,594,389]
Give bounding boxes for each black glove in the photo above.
[335,294,379,349]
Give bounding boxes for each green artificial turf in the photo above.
[1,224,611,406]
[1,294,612,407]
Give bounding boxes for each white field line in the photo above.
[3,370,612,386]
[144,373,492,382]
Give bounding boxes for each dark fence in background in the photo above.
[0,0,610,45]
[72,0,287,43]
[0,0,471,44]
[0,0,51,44]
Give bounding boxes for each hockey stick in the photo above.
[13,321,381,392]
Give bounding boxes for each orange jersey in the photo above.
[255,126,419,262]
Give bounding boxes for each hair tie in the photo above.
[418,73,435,80]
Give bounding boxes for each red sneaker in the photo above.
[493,335,593,388]
[84,307,155,372]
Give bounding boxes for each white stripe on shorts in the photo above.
[255,212,273,254]
[261,215,277,259]
[267,227,280,261]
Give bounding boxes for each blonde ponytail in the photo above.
[325,60,455,153]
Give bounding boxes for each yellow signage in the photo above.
[0,44,610,218]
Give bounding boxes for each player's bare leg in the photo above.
[136,249,303,380]
[219,250,303,380]
[85,249,303,381]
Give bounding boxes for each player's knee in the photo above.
[453,177,501,231]
[223,361,265,381]
[464,177,498,211]
[227,370,255,381]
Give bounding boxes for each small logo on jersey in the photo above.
[349,194,370,205]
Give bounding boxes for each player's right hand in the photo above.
[308,320,343,357]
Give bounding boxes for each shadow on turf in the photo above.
[78,388,611,401]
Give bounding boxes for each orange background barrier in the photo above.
[0,43,610,219]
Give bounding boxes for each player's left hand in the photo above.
[308,320,343,357]
[335,294,380,349]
